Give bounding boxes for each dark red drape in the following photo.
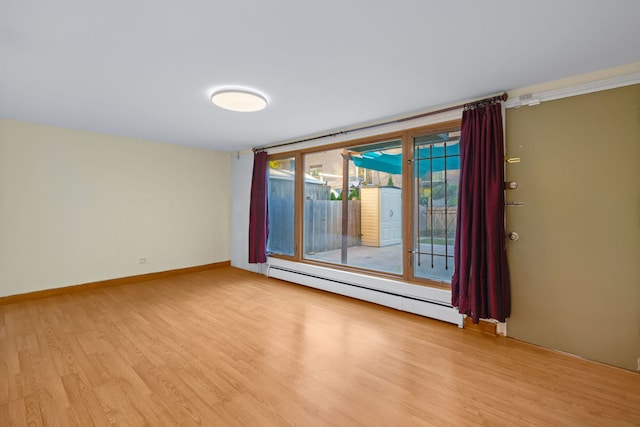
[452,103,511,323]
[248,151,269,263]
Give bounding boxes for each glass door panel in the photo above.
[303,139,403,275]
[412,130,460,283]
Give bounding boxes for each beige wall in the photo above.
[505,84,640,370]
[0,119,230,298]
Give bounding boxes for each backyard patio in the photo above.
[305,242,454,284]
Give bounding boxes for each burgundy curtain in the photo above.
[452,102,511,323]
[248,151,269,263]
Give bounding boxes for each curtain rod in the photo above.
[252,92,508,153]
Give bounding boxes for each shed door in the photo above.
[380,188,401,246]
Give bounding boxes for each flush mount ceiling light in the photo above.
[211,89,267,112]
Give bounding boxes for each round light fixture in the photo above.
[211,90,267,112]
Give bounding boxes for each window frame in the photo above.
[266,152,301,262]
[267,119,461,289]
[406,121,462,287]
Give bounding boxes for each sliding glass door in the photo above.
[303,139,403,275]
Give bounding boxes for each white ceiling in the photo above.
[1,1,639,152]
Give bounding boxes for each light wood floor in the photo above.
[1,267,638,426]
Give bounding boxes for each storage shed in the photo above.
[360,186,401,247]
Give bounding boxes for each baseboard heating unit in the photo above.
[266,259,464,327]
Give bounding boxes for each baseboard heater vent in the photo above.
[266,264,464,327]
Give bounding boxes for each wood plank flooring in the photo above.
[1,267,638,426]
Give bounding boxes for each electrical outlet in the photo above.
[139,258,147,264]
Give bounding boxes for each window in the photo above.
[267,120,460,287]
[267,157,296,256]
[357,167,374,185]
[308,164,322,178]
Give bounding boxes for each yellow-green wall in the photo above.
[505,84,640,370]
[0,119,231,298]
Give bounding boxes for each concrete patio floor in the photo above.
[305,243,454,283]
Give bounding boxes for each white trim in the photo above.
[505,72,640,109]
[267,258,452,304]
[266,258,464,327]
[497,322,507,336]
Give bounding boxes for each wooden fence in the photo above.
[269,178,331,201]
[304,200,361,253]
[268,197,295,255]
[268,199,361,255]
[419,206,457,238]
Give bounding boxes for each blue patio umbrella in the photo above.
[351,144,459,175]
[415,144,460,174]
[351,151,402,174]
